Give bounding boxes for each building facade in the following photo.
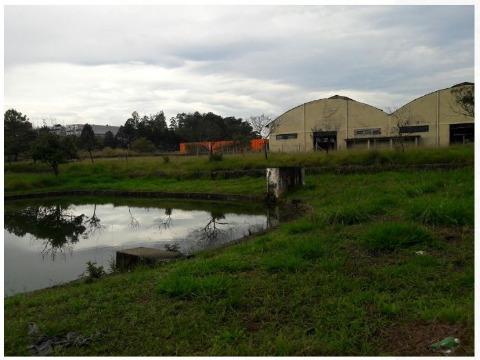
[56,124,120,137]
[268,83,474,152]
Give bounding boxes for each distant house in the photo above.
[49,124,66,136]
[63,124,120,137]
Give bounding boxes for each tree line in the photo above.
[4,108,262,174]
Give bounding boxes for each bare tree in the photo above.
[450,85,474,118]
[248,114,278,159]
[387,106,415,152]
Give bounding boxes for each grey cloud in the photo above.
[4,5,474,125]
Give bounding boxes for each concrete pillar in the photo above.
[266,167,305,200]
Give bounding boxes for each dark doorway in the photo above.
[313,131,337,151]
[450,123,474,144]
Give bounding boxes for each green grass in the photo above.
[4,145,473,195]
[407,197,474,226]
[157,273,237,299]
[361,222,434,253]
[3,148,474,356]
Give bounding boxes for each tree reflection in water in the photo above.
[84,204,105,237]
[4,202,277,260]
[203,210,228,241]
[128,207,140,230]
[4,205,87,260]
[155,208,172,230]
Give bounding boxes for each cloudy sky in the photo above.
[4,5,474,127]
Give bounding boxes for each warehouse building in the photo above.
[268,82,474,152]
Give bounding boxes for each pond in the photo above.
[5,197,280,296]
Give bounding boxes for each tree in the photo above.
[80,124,96,163]
[31,132,78,176]
[451,84,474,118]
[248,114,278,159]
[4,109,35,162]
[103,130,116,148]
[131,137,156,153]
[173,111,254,143]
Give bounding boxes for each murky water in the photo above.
[5,197,279,296]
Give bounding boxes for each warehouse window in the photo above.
[354,128,381,137]
[399,125,429,134]
[276,133,298,140]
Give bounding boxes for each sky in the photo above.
[4,5,474,127]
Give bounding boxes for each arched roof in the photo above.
[267,95,385,127]
[267,82,474,127]
[391,82,474,115]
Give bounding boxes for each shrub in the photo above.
[83,261,106,282]
[362,222,433,253]
[131,137,156,153]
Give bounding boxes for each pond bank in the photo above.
[4,189,263,202]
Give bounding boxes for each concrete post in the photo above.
[266,167,305,200]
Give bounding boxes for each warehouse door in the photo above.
[313,131,337,152]
[450,123,474,144]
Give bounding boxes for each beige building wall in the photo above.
[270,97,390,152]
[269,83,474,152]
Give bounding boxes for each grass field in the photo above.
[4,148,474,355]
[4,145,474,195]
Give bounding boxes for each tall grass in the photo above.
[407,197,473,226]
[362,222,434,253]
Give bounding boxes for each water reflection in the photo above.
[4,205,86,260]
[4,198,280,295]
[155,208,173,230]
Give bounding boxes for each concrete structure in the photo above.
[116,247,182,269]
[268,83,474,152]
[266,167,305,200]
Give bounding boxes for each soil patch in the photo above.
[379,321,473,356]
